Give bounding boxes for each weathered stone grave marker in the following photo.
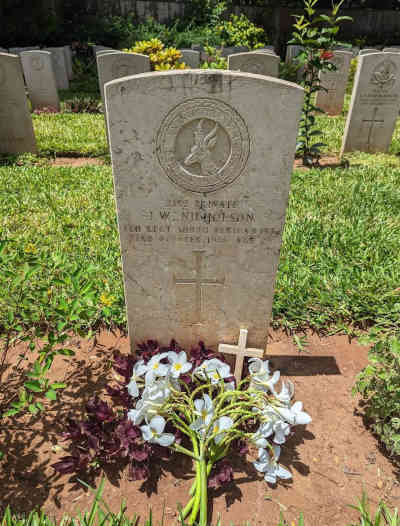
[97,51,150,106]
[179,50,200,68]
[359,49,379,55]
[0,52,37,154]
[341,52,400,154]
[105,70,303,350]
[63,45,73,79]
[384,47,400,53]
[9,46,39,55]
[43,47,69,90]
[21,50,60,111]
[315,50,352,115]
[228,51,279,77]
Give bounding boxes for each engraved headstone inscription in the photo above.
[21,50,60,111]
[0,52,37,154]
[43,47,69,90]
[341,52,400,154]
[315,50,352,115]
[105,70,304,350]
[228,51,279,78]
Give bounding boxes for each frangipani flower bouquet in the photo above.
[54,341,311,526]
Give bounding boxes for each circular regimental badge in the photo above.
[371,59,397,91]
[156,98,250,193]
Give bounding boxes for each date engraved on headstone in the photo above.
[156,98,250,193]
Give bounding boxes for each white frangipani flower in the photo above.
[140,415,175,446]
[253,446,292,484]
[211,416,233,444]
[144,353,170,384]
[275,401,312,426]
[249,358,280,392]
[167,351,192,378]
[195,358,231,384]
[252,421,274,448]
[190,394,214,435]
[273,380,294,406]
[127,398,148,425]
[272,421,291,445]
[127,359,147,398]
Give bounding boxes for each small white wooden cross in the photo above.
[218,329,265,385]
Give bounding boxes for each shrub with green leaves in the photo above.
[215,13,266,49]
[354,334,400,459]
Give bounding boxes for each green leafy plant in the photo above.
[290,0,352,165]
[353,333,400,459]
[215,12,267,49]
[349,491,399,526]
[201,46,227,69]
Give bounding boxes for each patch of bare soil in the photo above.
[50,157,105,167]
[294,156,348,170]
[1,330,399,525]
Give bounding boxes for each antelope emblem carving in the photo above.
[184,119,220,176]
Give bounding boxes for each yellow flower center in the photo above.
[213,425,219,434]
[174,363,182,371]
[153,363,159,370]
[213,372,219,380]
[201,410,208,419]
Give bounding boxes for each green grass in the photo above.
[32,113,107,157]
[1,150,400,336]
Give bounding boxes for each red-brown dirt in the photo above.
[1,330,399,525]
[50,157,105,167]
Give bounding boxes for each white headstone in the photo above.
[220,46,249,58]
[63,45,73,79]
[21,50,60,111]
[0,53,37,154]
[228,51,279,77]
[97,51,150,105]
[179,50,200,68]
[359,48,380,55]
[94,45,114,55]
[315,50,352,115]
[105,69,304,350]
[384,47,400,53]
[43,47,69,90]
[341,52,400,155]
[9,46,39,55]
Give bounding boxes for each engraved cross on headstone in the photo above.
[175,250,225,324]
[218,329,265,385]
[363,107,384,151]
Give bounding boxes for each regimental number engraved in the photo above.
[371,59,397,91]
[175,250,225,324]
[156,98,250,193]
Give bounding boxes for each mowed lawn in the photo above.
[1,130,400,337]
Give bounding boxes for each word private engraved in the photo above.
[156,98,250,193]
[371,59,397,91]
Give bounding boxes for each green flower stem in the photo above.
[188,460,201,525]
[172,443,200,461]
[199,447,208,526]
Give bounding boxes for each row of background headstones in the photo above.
[1,44,400,156]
